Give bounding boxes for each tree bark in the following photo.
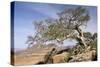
[75,26,87,48]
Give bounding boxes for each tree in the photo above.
[25,33,39,48]
[93,33,97,40]
[57,6,90,48]
[26,21,49,48]
[27,6,90,48]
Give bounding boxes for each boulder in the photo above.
[69,50,97,62]
[52,52,70,63]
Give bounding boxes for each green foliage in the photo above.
[93,33,97,40]
[83,32,97,50]
[26,6,91,50]
[58,6,90,28]
[83,32,92,39]
[43,22,74,40]
[32,6,90,42]
[90,39,97,50]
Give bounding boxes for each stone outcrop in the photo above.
[14,44,97,65]
[69,50,97,62]
[52,52,70,63]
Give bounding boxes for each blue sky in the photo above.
[12,1,97,50]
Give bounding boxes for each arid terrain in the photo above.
[11,44,97,66]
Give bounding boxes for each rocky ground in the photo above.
[11,44,97,66]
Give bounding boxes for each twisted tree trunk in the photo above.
[75,26,87,48]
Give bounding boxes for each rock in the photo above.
[34,47,57,64]
[69,50,97,62]
[52,52,70,63]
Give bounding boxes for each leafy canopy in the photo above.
[33,6,90,42]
